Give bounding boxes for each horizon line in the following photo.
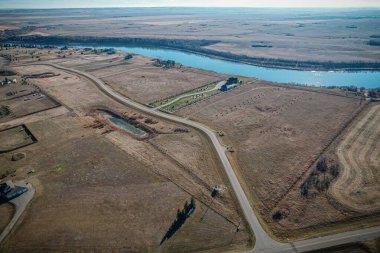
[1,6,380,10]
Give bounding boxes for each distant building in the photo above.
[220,77,240,92]
[0,181,28,202]
[124,54,133,60]
[212,185,219,197]
[226,77,238,85]
[220,83,238,92]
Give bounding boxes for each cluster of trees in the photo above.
[161,197,196,244]
[154,59,176,68]
[300,157,340,197]
[0,44,55,49]
[325,85,361,92]
[226,77,239,85]
[7,35,218,50]
[103,48,116,55]
[368,89,380,98]
[324,85,380,99]
[272,208,290,222]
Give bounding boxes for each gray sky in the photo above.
[1,0,380,8]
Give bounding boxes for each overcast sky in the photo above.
[1,0,380,9]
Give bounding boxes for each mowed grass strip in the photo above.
[331,105,380,212]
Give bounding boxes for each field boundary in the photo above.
[0,124,37,153]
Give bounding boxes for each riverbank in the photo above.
[4,35,380,71]
[3,42,380,88]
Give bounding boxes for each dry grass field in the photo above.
[1,46,225,105]
[96,60,224,104]
[1,8,380,64]
[0,125,35,152]
[178,80,370,238]
[0,204,14,233]
[0,93,59,123]
[329,104,380,213]
[0,67,60,124]
[0,53,252,252]
[0,82,36,101]
[58,50,224,104]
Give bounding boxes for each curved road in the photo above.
[30,63,380,253]
[0,181,35,244]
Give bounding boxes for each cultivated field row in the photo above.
[331,104,380,213]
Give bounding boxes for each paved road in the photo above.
[0,181,35,244]
[31,63,380,253]
[153,80,226,110]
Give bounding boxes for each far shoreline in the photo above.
[3,35,380,72]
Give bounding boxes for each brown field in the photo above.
[1,47,225,105]
[1,8,380,63]
[330,104,380,213]
[0,93,59,123]
[0,125,35,152]
[0,25,18,31]
[177,80,374,238]
[0,204,14,233]
[0,47,120,65]
[0,55,252,252]
[0,82,36,101]
[0,70,60,124]
[1,43,378,250]
[94,57,224,104]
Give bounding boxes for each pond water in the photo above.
[86,46,380,89]
[99,111,147,136]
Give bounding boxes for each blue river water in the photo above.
[89,46,380,88]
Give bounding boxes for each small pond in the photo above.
[99,111,147,137]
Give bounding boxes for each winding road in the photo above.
[30,63,380,253]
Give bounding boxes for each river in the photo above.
[87,46,380,88]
